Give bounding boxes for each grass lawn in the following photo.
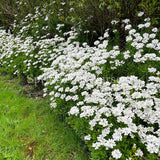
[0,75,89,160]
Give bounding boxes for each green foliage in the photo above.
[0,0,159,44]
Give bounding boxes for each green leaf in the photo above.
[99,2,105,9]
[107,5,113,10]
[115,2,121,9]
[69,1,75,6]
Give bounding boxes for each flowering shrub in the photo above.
[0,10,160,159]
[38,17,160,159]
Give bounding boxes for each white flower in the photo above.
[55,92,60,97]
[111,20,118,25]
[152,27,158,32]
[105,139,116,149]
[111,106,122,116]
[104,32,109,38]
[148,67,156,73]
[113,29,117,33]
[89,119,97,130]
[129,29,136,35]
[72,95,79,101]
[84,134,91,140]
[1,15,160,159]
[44,16,48,21]
[61,2,66,5]
[94,40,100,46]
[43,93,47,97]
[69,8,74,12]
[112,130,122,141]
[112,149,122,159]
[68,106,79,116]
[144,17,150,22]
[77,101,84,106]
[135,149,143,157]
[65,95,72,101]
[99,118,108,127]
[113,46,119,50]
[50,103,57,108]
[138,24,144,29]
[58,87,63,92]
[144,22,150,28]
[102,128,110,136]
[125,24,132,30]
[122,19,130,24]
[138,12,144,17]
[136,43,144,49]
[146,143,159,153]
[92,142,101,150]
[149,33,156,39]
[126,36,132,42]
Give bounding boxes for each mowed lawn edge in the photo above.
[0,75,89,160]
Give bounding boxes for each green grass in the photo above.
[0,75,89,160]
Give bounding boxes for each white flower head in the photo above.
[138,24,144,29]
[148,67,156,73]
[152,27,158,32]
[144,17,150,22]
[146,143,159,153]
[111,20,118,25]
[44,16,48,21]
[135,149,143,157]
[122,19,130,24]
[104,32,109,38]
[68,106,79,116]
[112,149,122,159]
[145,22,150,28]
[94,40,100,46]
[84,134,91,140]
[138,11,144,17]
[125,24,132,30]
[50,102,57,108]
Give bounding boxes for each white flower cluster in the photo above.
[37,21,159,159]
[0,9,160,159]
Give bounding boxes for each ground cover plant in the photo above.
[0,75,89,159]
[38,16,160,159]
[0,1,160,160]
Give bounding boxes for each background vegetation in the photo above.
[0,0,159,46]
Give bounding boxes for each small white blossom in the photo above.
[152,27,158,32]
[68,106,79,116]
[135,149,143,157]
[138,12,144,17]
[148,67,157,73]
[112,149,122,159]
[84,134,91,140]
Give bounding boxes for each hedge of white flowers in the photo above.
[0,10,160,159]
